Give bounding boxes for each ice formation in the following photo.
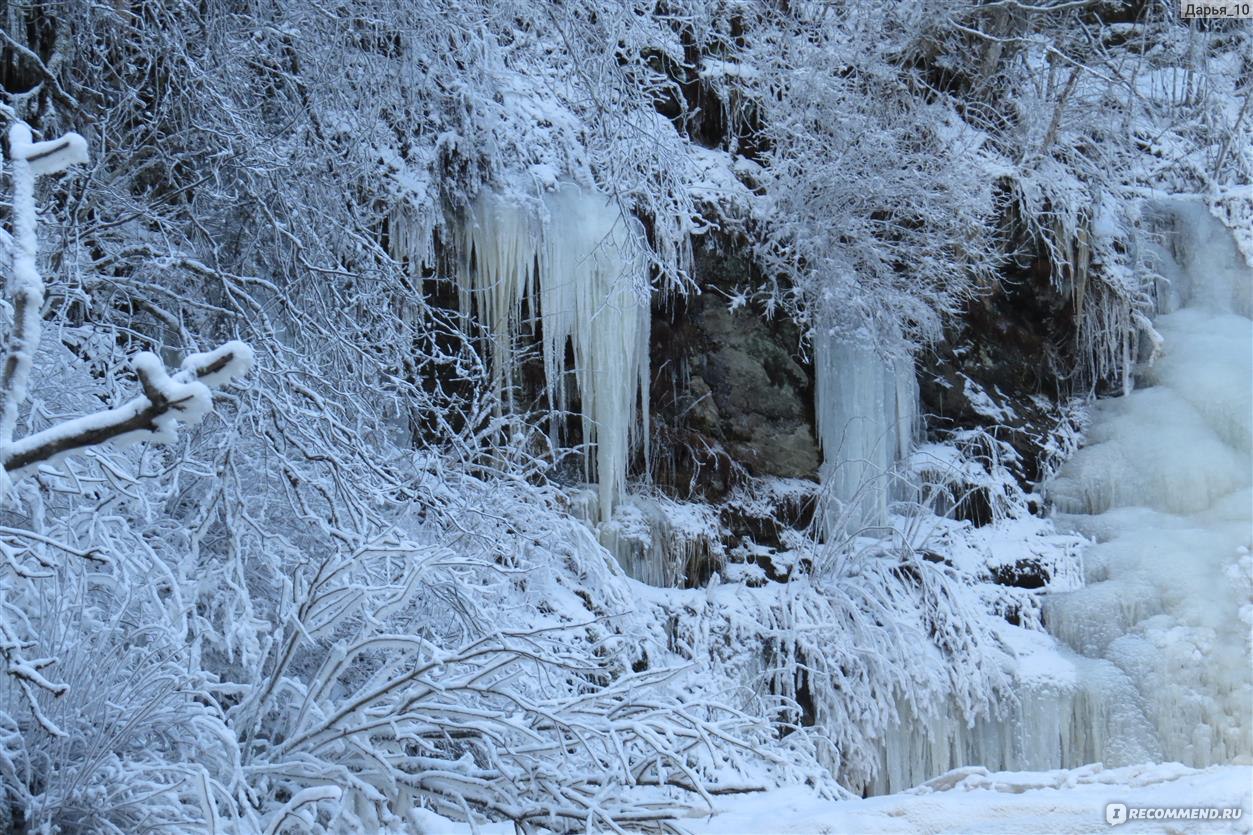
[1044,198,1253,768]
[866,631,1162,795]
[862,199,1251,795]
[568,488,723,587]
[813,325,919,532]
[453,184,650,521]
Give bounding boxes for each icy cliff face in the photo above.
[859,200,1252,796]
[1045,198,1253,768]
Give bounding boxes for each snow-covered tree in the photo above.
[0,0,1244,830]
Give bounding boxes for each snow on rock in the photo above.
[569,487,724,587]
[961,375,1016,424]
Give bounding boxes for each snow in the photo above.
[2,6,1247,833]
[865,633,1161,796]
[21,132,88,177]
[0,123,90,491]
[862,200,1252,799]
[686,763,1252,835]
[961,376,1016,424]
[5,343,252,475]
[0,123,44,459]
[414,762,1252,834]
[180,340,255,387]
[568,487,724,586]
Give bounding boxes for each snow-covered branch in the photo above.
[0,123,88,478]
[0,122,251,478]
[3,341,253,474]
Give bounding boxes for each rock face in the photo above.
[698,302,818,478]
[918,255,1085,490]
[648,236,1090,527]
[650,244,819,500]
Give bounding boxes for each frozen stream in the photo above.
[1045,198,1252,769]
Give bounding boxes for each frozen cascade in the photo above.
[813,326,920,532]
[453,184,651,522]
[861,199,1249,796]
[1044,197,1252,768]
[865,640,1161,795]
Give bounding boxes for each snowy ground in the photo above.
[686,763,1252,835]
[417,762,1252,834]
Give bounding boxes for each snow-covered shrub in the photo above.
[742,2,1004,351]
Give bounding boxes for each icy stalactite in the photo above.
[1044,197,1253,769]
[569,488,724,587]
[388,204,438,277]
[812,325,919,532]
[452,184,650,521]
[866,659,1162,796]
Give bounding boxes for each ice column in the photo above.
[813,323,919,532]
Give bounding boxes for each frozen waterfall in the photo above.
[1044,197,1252,769]
[864,198,1251,796]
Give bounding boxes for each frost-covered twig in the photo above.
[0,122,251,478]
[0,124,88,480]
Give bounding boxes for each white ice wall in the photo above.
[1044,197,1253,768]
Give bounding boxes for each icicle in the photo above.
[813,323,919,533]
[453,192,540,415]
[455,184,650,521]
[860,636,1161,796]
[597,494,723,587]
[388,204,438,277]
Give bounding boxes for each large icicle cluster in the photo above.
[1044,198,1253,769]
[867,634,1162,795]
[813,324,919,532]
[454,184,650,521]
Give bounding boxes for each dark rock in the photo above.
[649,240,820,499]
[918,246,1084,491]
[987,558,1051,590]
[698,303,819,478]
